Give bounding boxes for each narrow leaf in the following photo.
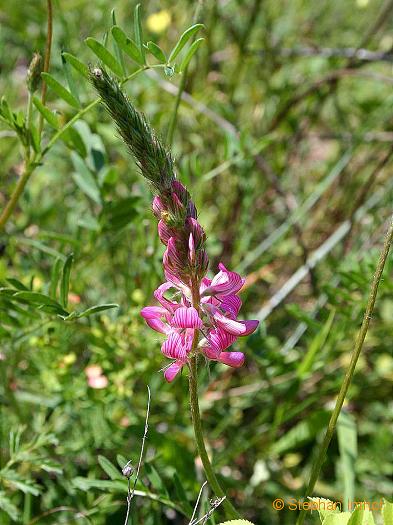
[179,38,204,72]
[111,10,126,76]
[98,455,123,480]
[134,4,145,63]
[75,303,118,318]
[60,253,74,309]
[85,37,123,76]
[111,26,144,65]
[62,52,89,79]
[61,52,80,103]
[41,73,80,108]
[33,96,59,129]
[168,23,204,63]
[146,41,166,63]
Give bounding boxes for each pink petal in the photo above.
[152,196,165,219]
[161,332,187,361]
[172,307,203,329]
[220,295,242,317]
[209,327,237,352]
[218,352,245,368]
[202,263,245,297]
[154,282,179,313]
[214,311,259,336]
[164,361,183,382]
[158,220,175,246]
[141,306,171,334]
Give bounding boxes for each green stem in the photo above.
[38,0,53,138]
[296,215,393,525]
[188,283,240,520]
[0,164,34,230]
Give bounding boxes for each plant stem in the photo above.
[188,282,239,520]
[0,164,34,230]
[296,215,393,525]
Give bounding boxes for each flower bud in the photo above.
[26,53,42,93]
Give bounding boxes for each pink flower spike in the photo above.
[162,332,187,361]
[218,351,245,368]
[172,306,203,329]
[158,220,175,246]
[164,361,183,382]
[213,310,259,336]
[152,196,165,219]
[202,263,245,297]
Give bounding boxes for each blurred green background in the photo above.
[1,0,392,523]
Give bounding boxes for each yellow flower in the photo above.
[146,10,171,33]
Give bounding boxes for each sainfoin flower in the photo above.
[141,178,259,382]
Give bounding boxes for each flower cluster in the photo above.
[141,179,259,382]
[90,70,259,383]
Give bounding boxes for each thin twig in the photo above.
[191,496,226,525]
[124,385,151,525]
[296,215,393,525]
[189,481,207,525]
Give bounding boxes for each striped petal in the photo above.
[220,294,242,317]
[161,332,187,361]
[172,307,203,329]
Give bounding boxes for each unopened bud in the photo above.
[26,53,42,93]
[122,461,134,478]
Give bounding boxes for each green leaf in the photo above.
[179,38,204,72]
[12,291,68,316]
[116,454,128,469]
[60,253,73,309]
[74,303,118,319]
[98,455,123,480]
[337,413,357,510]
[61,52,89,79]
[168,24,204,63]
[85,37,124,76]
[33,96,59,129]
[309,498,341,521]
[383,500,393,525]
[61,52,80,104]
[6,278,28,291]
[146,41,166,63]
[111,26,143,65]
[297,309,335,378]
[111,10,126,76]
[323,513,352,525]
[134,4,145,64]
[0,491,19,521]
[41,72,80,109]
[73,477,126,492]
[173,472,193,515]
[145,463,168,496]
[71,152,102,205]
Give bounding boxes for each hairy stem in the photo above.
[188,283,239,520]
[296,215,393,525]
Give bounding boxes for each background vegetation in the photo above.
[1,0,392,523]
